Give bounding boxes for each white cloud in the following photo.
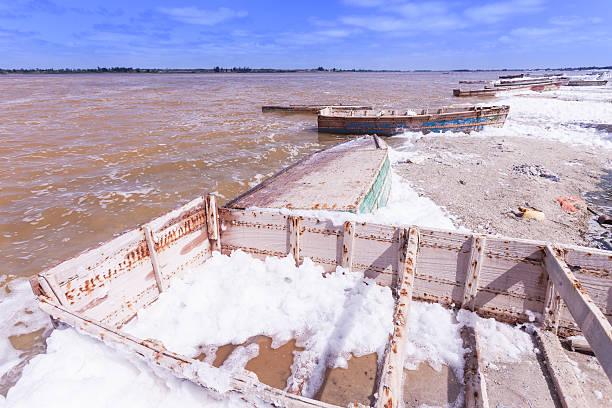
[466,0,545,24]
[159,7,247,26]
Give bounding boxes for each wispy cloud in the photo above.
[465,0,545,24]
[341,2,466,34]
[549,15,603,26]
[158,7,247,26]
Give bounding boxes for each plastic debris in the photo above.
[556,196,586,214]
[518,206,545,220]
[511,164,559,182]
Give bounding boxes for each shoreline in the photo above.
[394,133,611,248]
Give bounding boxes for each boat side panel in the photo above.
[38,196,215,328]
[358,156,390,213]
[474,238,547,323]
[300,218,343,272]
[318,110,508,135]
[149,199,213,291]
[416,229,471,306]
[37,227,159,328]
[219,208,289,259]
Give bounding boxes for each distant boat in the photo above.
[262,104,372,113]
[458,80,491,84]
[453,81,562,97]
[495,77,555,87]
[317,105,509,135]
[566,80,608,86]
[499,73,524,79]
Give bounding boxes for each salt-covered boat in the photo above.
[262,104,373,113]
[317,105,509,136]
[227,136,390,214]
[29,185,612,406]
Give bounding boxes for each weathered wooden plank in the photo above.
[535,330,588,408]
[289,216,302,265]
[143,225,165,293]
[542,277,562,333]
[544,245,612,381]
[205,194,220,252]
[38,301,341,408]
[461,326,489,408]
[462,235,486,310]
[374,228,419,408]
[341,221,355,271]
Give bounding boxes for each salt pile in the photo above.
[125,250,395,397]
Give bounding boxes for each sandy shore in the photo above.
[395,133,611,247]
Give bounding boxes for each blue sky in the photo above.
[0,0,610,69]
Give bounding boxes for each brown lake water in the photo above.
[0,72,474,282]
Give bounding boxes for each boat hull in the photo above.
[454,81,562,97]
[317,106,509,136]
[226,136,390,213]
[566,80,608,86]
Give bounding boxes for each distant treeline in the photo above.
[0,65,610,74]
[0,66,401,74]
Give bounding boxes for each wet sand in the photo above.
[395,133,611,246]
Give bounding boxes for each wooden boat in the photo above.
[496,77,554,87]
[317,105,509,136]
[458,80,491,84]
[566,80,608,86]
[29,192,612,407]
[226,136,391,213]
[262,104,373,113]
[453,81,562,97]
[499,73,524,79]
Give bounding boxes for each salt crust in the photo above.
[0,279,51,378]
[125,250,395,397]
[3,328,261,408]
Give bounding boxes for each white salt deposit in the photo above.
[2,329,257,408]
[403,303,536,377]
[0,279,51,378]
[403,302,465,378]
[125,250,394,397]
